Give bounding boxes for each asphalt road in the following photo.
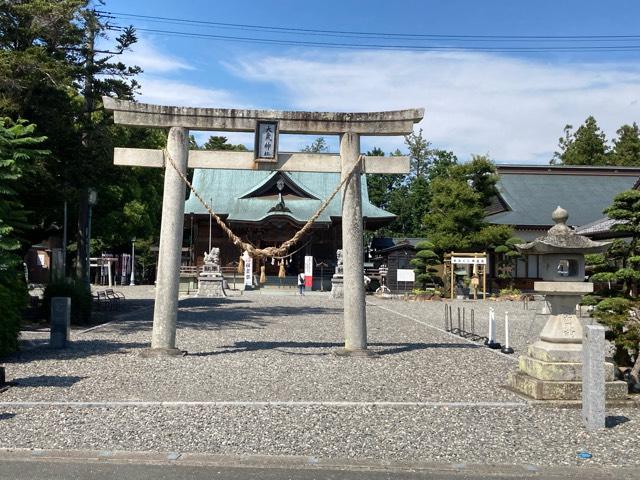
[0,458,637,480]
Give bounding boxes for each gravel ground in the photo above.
[373,298,606,356]
[1,291,638,466]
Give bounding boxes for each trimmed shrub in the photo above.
[42,279,92,325]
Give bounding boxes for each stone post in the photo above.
[50,297,71,349]
[339,132,368,354]
[582,324,606,430]
[148,127,188,356]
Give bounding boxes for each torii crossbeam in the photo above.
[103,97,424,357]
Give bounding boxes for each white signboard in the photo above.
[304,255,313,287]
[396,269,415,282]
[452,257,487,265]
[242,251,253,287]
[255,121,278,161]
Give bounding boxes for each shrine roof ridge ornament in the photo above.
[102,96,424,135]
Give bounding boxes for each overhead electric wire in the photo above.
[106,25,640,53]
[98,10,640,53]
[97,10,640,42]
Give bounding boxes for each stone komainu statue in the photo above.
[203,248,220,267]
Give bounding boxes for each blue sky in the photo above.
[100,0,640,164]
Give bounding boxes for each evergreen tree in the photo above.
[423,155,507,254]
[603,190,640,296]
[301,137,329,153]
[0,118,47,355]
[203,136,247,151]
[551,116,609,165]
[410,241,440,289]
[0,118,48,269]
[611,123,640,166]
[365,147,402,211]
[0,1,164,276]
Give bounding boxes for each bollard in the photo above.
[462,308,466,336]
[582,325,606,431]
[456,307,461,334]
[50,297,71,349]
[444,304,451,332]
[501,312,514,354]
[470,309,476,339]
[444,304,449,331]
[485,307,501,349]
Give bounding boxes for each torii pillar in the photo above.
[338,132,367,354]
[103,96,424,356]
[150,126,189,355]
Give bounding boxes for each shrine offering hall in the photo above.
[184,167,395,282]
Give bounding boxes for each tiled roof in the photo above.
[575,217,624,236]
[487,166,639,227]
[185,169,394,223]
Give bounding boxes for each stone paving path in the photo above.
[1,292,638,466]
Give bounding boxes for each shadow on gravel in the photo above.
[0,413,16,420]
[172,298,342,332]
[4,340,148,364]
[606,415,630,428]
[191,340,481,357]
[12,375,86,388]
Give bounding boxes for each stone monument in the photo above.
[331,249,344,298]
[508,207,627,400]
[197,247,226,297]
[50,297,71,349]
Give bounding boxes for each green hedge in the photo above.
[0,273,27,356]
[43,279,92,325]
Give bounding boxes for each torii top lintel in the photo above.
[102,97,424,136]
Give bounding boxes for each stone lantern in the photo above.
[508,206,627,400]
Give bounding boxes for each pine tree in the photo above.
[410,241,440,290]
[611,123,640,166]
[551,116,609,165]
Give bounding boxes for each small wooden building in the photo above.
[370,237,425,292]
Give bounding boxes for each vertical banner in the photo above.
[304,255,313,288]
[242,251,253,288]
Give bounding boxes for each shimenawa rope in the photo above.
[164,148,363,258]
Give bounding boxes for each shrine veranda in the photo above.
[2,292,639,466]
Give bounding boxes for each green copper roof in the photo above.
[487,171,639,227]
[184,169,394,224]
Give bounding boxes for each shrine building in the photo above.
[183,164,395,281]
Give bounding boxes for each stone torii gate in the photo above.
[103,97,424,357]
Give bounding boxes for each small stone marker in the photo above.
[582,324,605,430]
[50,297,71,349]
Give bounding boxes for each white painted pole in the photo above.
[129,240,136,286]
[501,312,514,354]
[208,197,212,253]
[505,312,509,348]
[487,308,494,344]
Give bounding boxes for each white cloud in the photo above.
[229,51,640,163]
[136,77,239,108]
[120,37,193,73]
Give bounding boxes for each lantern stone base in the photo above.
[331,274,343,299]
[197,275,226,297]
[508,337,627,400]
[508,370,628,401]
